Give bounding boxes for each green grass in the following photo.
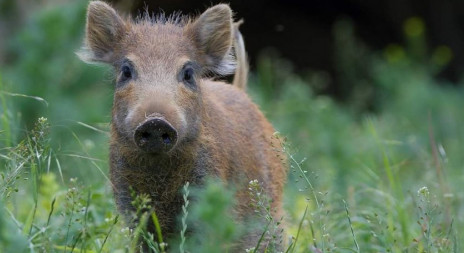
[1,0,463,252]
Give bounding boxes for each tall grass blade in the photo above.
[367,118,410,245]
[291,204,308,253]
[179,182,190,253]
[0,91,48,107]
[253,220,271,253]
[70,131,112,186]
[130,212,149,253]
[99,216,119,253]
[343,200,360,253]
[22,204,36,236]
[77,121,109,135]
[55,157,64,183]
[46,197,56,227]
[71,231,83,253]
[151,212,164,244]
[0,75,12,147]
[81,191,91,253]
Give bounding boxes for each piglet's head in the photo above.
[79,1,236,154]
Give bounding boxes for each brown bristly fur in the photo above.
[79,1,287,251]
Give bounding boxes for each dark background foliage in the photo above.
[110,0,464,94]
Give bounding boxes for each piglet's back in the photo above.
[200,80,286,214]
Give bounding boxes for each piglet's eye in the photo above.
[120,64,132,82]
[180,64,196,89]
[183,68,194,83]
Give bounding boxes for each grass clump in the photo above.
[185,180,243,253]
[247,179,284,252]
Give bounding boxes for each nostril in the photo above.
[161,133,171,144]
[141,132,151,140]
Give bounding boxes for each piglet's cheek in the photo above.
[124,109,135,129]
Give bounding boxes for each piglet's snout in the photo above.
[134,117,178,154]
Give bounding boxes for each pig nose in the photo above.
[134,118,178,153]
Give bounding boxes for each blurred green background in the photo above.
[0,0,463,252]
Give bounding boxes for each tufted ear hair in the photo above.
[77,1,127,63]
[186,4,235,75]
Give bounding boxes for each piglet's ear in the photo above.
[78,1,127,63]
[187,4,235,75]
